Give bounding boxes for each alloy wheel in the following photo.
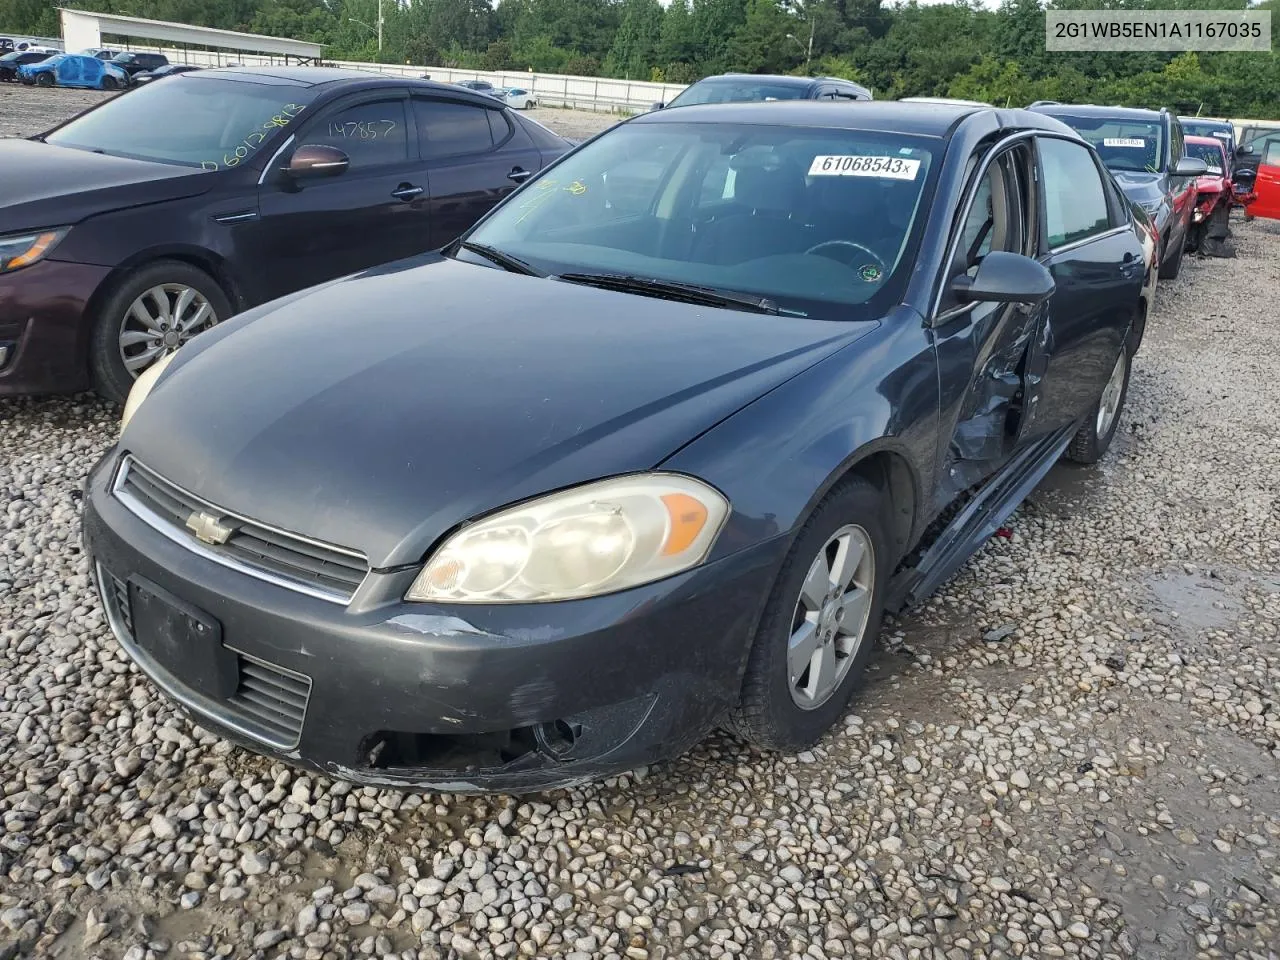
[788,524,876,710]
[118,283,219,378]
[1096,351,1127,437]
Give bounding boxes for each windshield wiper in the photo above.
[455,240,542,277]
[554,273,779,315]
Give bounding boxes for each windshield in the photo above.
[669,80,810,107]
[460,120,940,321]
[1182,119,1232,142]
[1050,114,1165,174]
[46,75,314,169]
[1186,140,1225,173]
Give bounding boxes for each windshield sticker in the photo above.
[858,264,883,283]
[1207,164,1223,173]
[201,102,306,171]
[1102,138,1146,148]
[808,155,921,180]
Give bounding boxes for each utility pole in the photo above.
[805,12,813,73]
[377,0,383,53]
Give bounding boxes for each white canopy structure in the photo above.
[58,9,324,63]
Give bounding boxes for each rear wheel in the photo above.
[1066,346,1130,464]
[89,260,231,404]
[35,72,53,87]
[728,477,889,751]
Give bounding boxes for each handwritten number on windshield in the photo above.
[201,102,305,171]
[327,120,397,140]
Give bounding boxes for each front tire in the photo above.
[35,72,53,87]
[89,260,231,404]
[101,75,118,90]
[728,477,890,751]
[1065,346,1130,464]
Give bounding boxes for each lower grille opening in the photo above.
[361,720,580,773]
[228,654,311,747]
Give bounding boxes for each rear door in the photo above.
[1030,135,1138,434]
[250,89,431,302]
[1252,138,1280,222]
[412,95,545,248]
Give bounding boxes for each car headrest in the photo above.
[731,155,806,214]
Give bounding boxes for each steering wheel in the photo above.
[806,240,888,279]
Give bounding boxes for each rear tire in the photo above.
[35,72,53,87]
[728,477,890,751]
[1066,346,1130,464]
[89,260,231,404]
[1158,231,1184,280]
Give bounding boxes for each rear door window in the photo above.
[1039,137,1111,248]
[413,99,497,159]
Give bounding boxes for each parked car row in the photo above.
[2,47,173,89]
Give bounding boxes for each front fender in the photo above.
[661,308,940,565]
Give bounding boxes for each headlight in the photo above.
[0,228,68,274]
[406,474,729,603]
[119,350,178,434]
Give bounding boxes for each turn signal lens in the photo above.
[0,228,68,274]
[406,474,729,603]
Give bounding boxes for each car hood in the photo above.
[1195,173,1226,192]
[122,257,877,568]
[0,140,210,233]
[1110,170,1165,206]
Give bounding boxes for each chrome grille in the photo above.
[113,457,368,603]
[230,654,311,748]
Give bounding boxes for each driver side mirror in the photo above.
[951,251,1055,305]
[1237,144,1256,157]
[1174,156,1208,177]
[284,144,349,179]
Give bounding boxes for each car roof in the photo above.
[183,66,483,98]
[1033,103,1166,122]
[694,74,820,87]
[633,100,1075,138]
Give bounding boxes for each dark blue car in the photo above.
[84,101,1149,792]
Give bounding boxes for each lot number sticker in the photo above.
[809,155,921,180]
[1103,138,1146,148]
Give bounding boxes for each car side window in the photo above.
[309,99,409,169]
[956,150,1022,278]
[1039,137,1111,249]
[414,99,497,159]
[1265,139,1280,167]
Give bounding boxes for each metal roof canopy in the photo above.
[57,9,324,61]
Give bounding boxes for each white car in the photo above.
[502,87,537,110]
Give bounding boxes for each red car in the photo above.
[1237,131,1280,223]
[1183,135,1232,251]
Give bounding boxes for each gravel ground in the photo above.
[3,85,1280,960]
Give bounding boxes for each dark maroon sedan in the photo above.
[0,66,570,401]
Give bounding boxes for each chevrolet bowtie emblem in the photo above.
[185,511,235,545]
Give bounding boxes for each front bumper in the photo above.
[83,449,787,793]
[0,258,111,395]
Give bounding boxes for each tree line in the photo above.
[3,0,1277,118]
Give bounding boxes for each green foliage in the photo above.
[2,0,1275,118]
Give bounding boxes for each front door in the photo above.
[1251,138,1280,222]
[411,96,546,248]
[249,91,431,304]
[930,141,1044,506]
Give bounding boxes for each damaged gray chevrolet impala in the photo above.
[83,102,1150,793]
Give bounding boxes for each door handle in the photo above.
[391,183,424,201]
[508,167,533,183]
